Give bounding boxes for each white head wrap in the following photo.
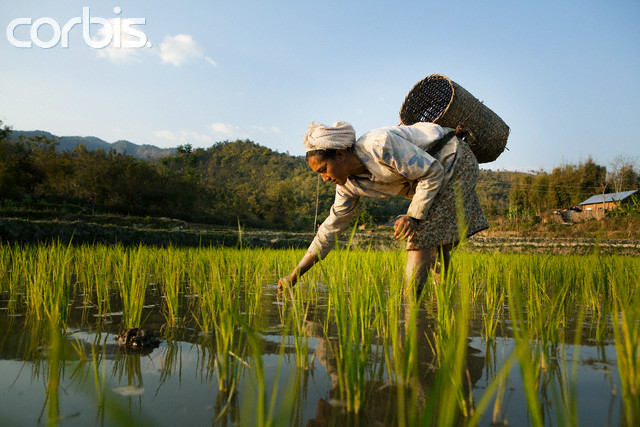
[303,121,356,152]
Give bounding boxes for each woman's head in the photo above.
[306,149,352,186]
[303,121,356,186]
[306,149,338,162]
[303,121,355,152]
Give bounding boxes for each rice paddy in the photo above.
[0,241,638,426]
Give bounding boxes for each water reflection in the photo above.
[299,301,487,426]
[0,285,626,426]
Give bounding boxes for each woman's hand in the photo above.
[277,253,319,292]
[277,273,298,292]
[394,215,418,240]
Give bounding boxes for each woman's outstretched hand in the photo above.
[394,215,418,240]
[277,274,297,292]
[277,253,319,293]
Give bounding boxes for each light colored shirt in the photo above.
[307,122,459,259]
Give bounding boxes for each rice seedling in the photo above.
[481,280,505,344]
[391,294,421,427]
[193,256,249,393]
[2,243,26,314]
[610,265,640,426]
[320,249,379,414]
[280,284,312,369]
[42,319,63,426]
[549,304,585,427]
[374,263,410,420]
[507,273,545,427]
[418,259,473,426]
[114,245,149,328]
[467,255,506,344]
[3,241,640,426]
[71,245,95,309]
[157,246,185,329]
[237,248,272,329]
[212,303,248,393]
[91,332,108,417]
[24,241,73,323]
[0,242,11,294]
[91,248,114,318]
[239,316,293,427]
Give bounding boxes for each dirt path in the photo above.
[3,217,639,255]
[463,236,640,255]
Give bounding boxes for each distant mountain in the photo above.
[10,130,175,159]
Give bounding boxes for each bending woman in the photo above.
[278,121,488,295]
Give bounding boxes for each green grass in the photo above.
[1,241,639,425]
[114,245,150,329]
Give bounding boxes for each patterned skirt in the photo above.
[406,141,489,250]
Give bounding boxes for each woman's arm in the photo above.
[278,187,359,291]
[278,252,319,290]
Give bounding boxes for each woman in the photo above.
[278,121,488,295]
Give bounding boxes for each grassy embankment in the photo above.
[2,202,640,254]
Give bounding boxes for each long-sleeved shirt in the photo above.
[306,122,459,259]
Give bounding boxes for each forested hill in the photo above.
[0,125,515,229]
[10,130,174,159]
[3,123,638,231]
[2,127,335,229]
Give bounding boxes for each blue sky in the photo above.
[1,0,639,171]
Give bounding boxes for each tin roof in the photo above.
[579,190,638,206]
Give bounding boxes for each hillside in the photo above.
[10,130,174,159]
[3,124,639,243]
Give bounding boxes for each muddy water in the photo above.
[0,286,625,426]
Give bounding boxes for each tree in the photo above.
[608,156,639,193]
[508,173,532,219]
[0,128,56,199]
[529,172,550,215]
[0,120,10,141]
[476,170,513,217]
[578,157,607,201]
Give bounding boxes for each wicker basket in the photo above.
[399,74,509,163]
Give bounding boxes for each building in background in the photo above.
[551,190,639,223]
[569,190,639,221]
[579,190,638,212]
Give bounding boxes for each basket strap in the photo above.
[426,130,455,156]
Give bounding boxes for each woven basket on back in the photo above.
[399,74,509,163]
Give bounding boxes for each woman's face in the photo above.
[307,151,349,186]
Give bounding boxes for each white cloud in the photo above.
[205,56,218,67]
[156,123,275,146]
[181,130,212,142]
[208,122,255,140]
[154,129,212,144]
[210,122,240,136]
[154,130,183,142]
[94,29,217,67]
[159,34,209,66]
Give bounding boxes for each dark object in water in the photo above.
[115,328,160,349]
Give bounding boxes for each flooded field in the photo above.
[0,243,638,426]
